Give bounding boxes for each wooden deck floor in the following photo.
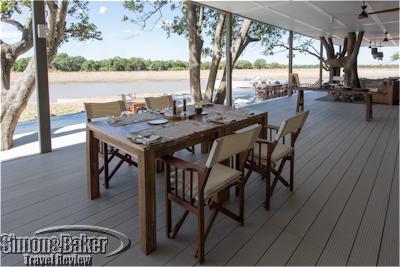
[1,92,398,266]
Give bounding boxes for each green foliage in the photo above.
[234,60,253,69]
[253,59,266,69]
[12,57,31,71]
[81,60,101,71]
[12,54,398,72]
[265,62,286,69]
[0,0,31,18]
[391,52,399,61]
[50,53,86,71]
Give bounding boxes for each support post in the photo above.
[32,0,52,153]
[225,12,232,107]
[319,40,323,86]
[288,30,293,81]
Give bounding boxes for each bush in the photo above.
[253,59,266,69]
[51,53,86,71]
[265,62,286,69]
[81,60,101,71]
[234,60,253,69]
[13,57,31,72]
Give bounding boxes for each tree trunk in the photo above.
[343,32,363,88]
[185,1,203,103]
[1,1,68,150]
[204,13,225,102]
[1,61,36,150]
[214,19,253,104]
[329,66,341,81]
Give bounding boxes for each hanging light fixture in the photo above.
[358,1,368,19]
[383,32,389,42]
[368,41,372,48]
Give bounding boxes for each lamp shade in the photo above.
[371,48,378,55]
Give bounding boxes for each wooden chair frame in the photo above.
[84,101,137,188]
[249,111,309,210]
[162,125,261,263]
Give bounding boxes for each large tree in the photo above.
[274,32,364,87]
[1,0,101,150]
[123,0,283,104]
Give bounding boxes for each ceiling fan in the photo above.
[358,1,400,20]
[383,32,400,42]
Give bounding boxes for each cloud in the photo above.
[0,29,21,43]
[99,6,108,14]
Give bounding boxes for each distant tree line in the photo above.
[12,53,399,72]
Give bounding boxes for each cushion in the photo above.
[252,143,293,163]
[171,159,241,200]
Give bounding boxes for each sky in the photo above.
[1,0,398,65]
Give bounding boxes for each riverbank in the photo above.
[11,68,399,84]
[13,68,399,121]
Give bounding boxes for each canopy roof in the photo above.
[194,1,399,46]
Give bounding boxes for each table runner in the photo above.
[107,112,161,126]
[128,120,215,144]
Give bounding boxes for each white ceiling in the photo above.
[193,1,399,46]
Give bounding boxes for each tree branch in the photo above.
[1,17,24,32]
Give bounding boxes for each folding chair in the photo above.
[145,95,195,154]
[250,111,309,210]
[162,124,261,263]
[144,95,174,110]
[84,101,137,188]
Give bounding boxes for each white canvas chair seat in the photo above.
[171,160,241,200]
[251,111,309,211]
[253,143,293,163]
[163,124,261,263]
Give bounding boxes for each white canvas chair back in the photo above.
[121,93,136,102]
[206,124,261,168]
[275,111,309,141]
[145,95,173,110]
[84,101,126,121]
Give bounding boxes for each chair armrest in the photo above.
[162,155,206,173]
[263,124,280,131]
[256,138,274,145]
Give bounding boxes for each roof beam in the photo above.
[367,1,397,46]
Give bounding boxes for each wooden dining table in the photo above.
[296,87,386,121]
[86,104,268,255]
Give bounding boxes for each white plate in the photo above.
[201,111,208,115]
[148,118,169,125]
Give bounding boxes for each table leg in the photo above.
[201,143,210,154]
[138,150,157,254]
[87,129,100,199]
[366,94,373,121]
[296,90,304,112]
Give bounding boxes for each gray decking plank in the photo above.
[254,102,380,266]
[377,154,399,266]
[286,106,393,265]
[223,102,367,266]
[256,105,387,266]
[348,110,399,265]
[316,106,397,266]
